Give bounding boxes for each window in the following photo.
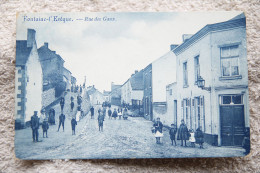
[221,45,239,77]
[221,95,243,105]
[194,55,200,84]
[169,89,172,95]
[183,62,188,87]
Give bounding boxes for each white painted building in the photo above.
[15,29,43,127]
[172,14,248,146]
[87,86,105,105]
[151,50,177,121]
[121,70,144,107]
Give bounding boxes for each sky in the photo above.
[16,12,242,92]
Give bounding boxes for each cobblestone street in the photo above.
[15,92,245,160]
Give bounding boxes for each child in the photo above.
[169,124,177,146]
[71,117,77,135]
[118,111,122,120]
[195,126,204,149]
[112,109,118,120]
[189,129,195,148]
[242,127,250,155]
[153,117,163,144]
[42,118,49,138]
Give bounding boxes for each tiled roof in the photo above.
[16,40,32,66]
[130,70,144,90]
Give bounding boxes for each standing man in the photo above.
[31,111,40,142]
[108,107,112,119]
[70,97,74,112]
[102,106,106,119]
[98,111,104,132]
[60,96,65,112]
[71,117,77,135]
[90,106,94,119]
[57,110,66,132]
[177,119,189,147]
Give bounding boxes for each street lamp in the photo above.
[197,76,211,91]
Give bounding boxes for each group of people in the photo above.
[153,118,204,148]
[109,107,128,120]
[30,94,84,142]
[89,106,129,132]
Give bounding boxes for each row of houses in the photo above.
[15,29,78,128]
[112,14,249,147]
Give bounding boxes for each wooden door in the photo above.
[220,105,245,146]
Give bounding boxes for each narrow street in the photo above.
[15,92,245,160]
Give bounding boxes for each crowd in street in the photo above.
[29,91,131,143]
[29,94,249,155]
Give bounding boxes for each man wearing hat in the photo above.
[71,116,77,135]
[57,110,66,132]
[31,111,40,142]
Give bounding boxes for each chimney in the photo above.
[182,34,193,43]
[52,51,56,54]
[44,42,48,48]
[135,70,138,74]
[170,44,179,51]
[27,29,36,48]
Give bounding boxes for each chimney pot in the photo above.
[44,42,48,48]
[170,44,179,51]
[27,29,36,48]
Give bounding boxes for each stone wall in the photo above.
[42,88,55,108]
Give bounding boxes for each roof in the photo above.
[173,17,246,55]
[103,91,111,96]
[16,40,32,66]
[111,84,122,91]
[130,70,144,90]
[63,67,72,74]
[38,45,65,63]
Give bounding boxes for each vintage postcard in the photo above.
[15,12,250,160]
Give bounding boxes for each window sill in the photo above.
[219,75,242,80]
[183,85,189,88]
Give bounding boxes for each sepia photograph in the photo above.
[14,12,250,160]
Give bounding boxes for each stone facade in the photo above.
[42,88,55,108]
[63,67,72,91]
[38,42,65,93]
